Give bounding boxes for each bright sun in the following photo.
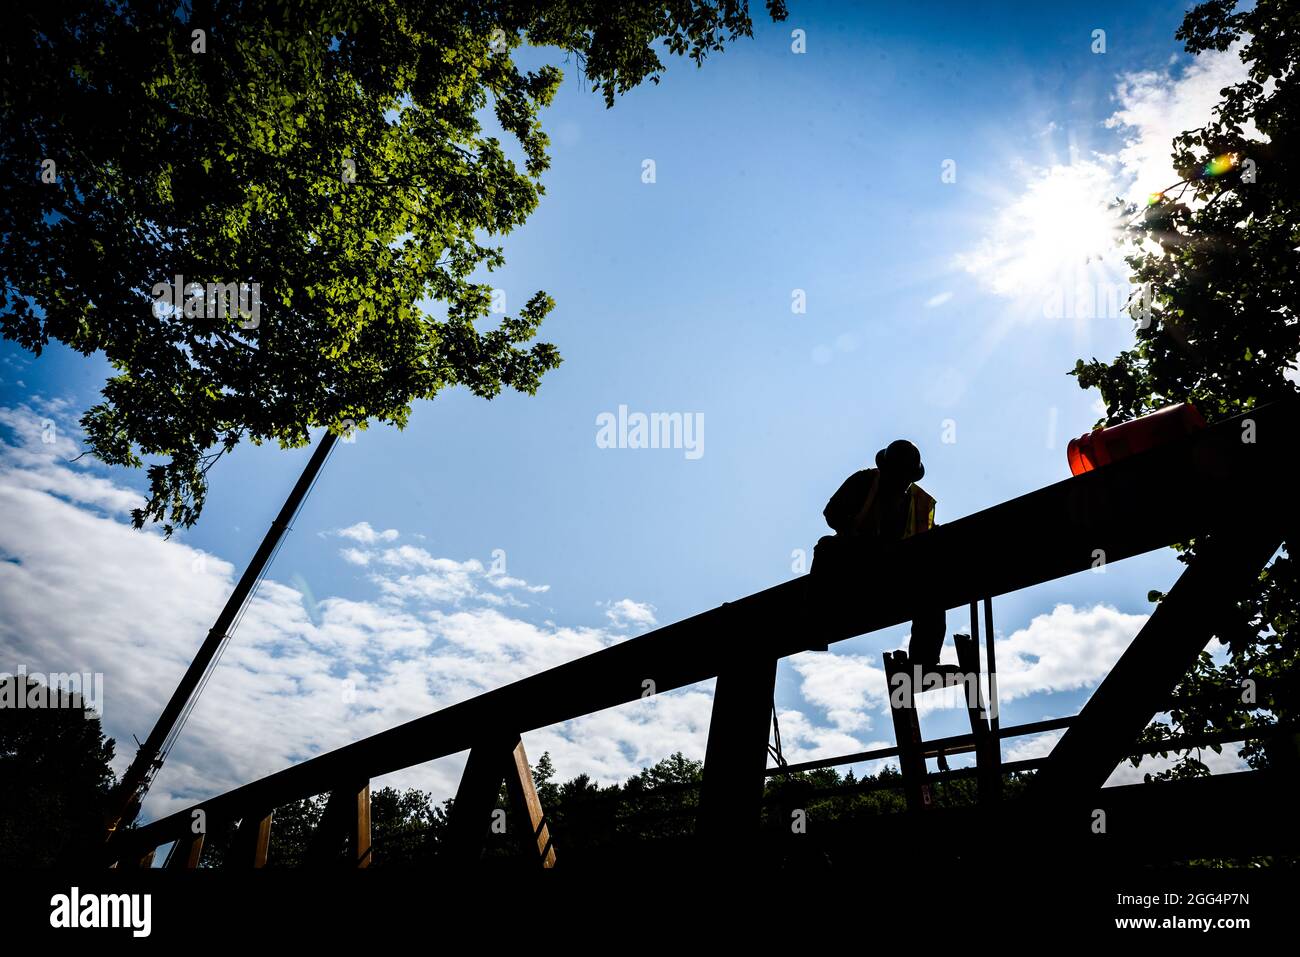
[1020,166,1124,269]
[956,160,1128,304]
[948,157,1138,379]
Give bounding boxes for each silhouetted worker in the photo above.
[810,439,946,664]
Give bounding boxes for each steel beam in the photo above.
[114,398,1298,858]
[1031,526,1283,801]
[698,654,779,852]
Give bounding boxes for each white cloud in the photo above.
[1104,740,1248,785]
[1106,42,1256,204]
[924,291,953,308]
[772,707,892,766]
[0,404,143,515]
[487,573,550,593]
[789,650,888,732]
[604,598,658,631]
[1002,723,1250,784]
[1005,727,1064,763]
[0,403,662,823]
[992,602,1148,702]
[324,541,554,609]
[525,687,716,783]
[788,603,1144,734]
[335,521,399,545]
[375,544,448,568]
[372,557,484,605]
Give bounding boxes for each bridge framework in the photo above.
[110,399,1300,869]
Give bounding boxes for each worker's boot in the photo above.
[907,607,945,670]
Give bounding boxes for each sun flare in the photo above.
[956,161,1127,302]
[1018,166,1125,272]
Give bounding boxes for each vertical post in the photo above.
[166,834,204,869]
[447,733,556,867]
[351,783,372,868]
[229,812,273,868]
[698,653,780,857]
[504,739,557,868]
[305,781,370,867]
[446,734,514,865]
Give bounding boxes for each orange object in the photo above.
[1067,402,1207,475]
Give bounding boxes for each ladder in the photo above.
[883,599,1002,811]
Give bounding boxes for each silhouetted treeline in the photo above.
[191,750,1034,868]
[0,675,117,867]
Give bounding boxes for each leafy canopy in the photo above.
[1072,0,1299,778]
[1,1,787,533]
[1072,0,1299,420]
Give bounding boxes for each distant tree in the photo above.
[624,751,704,791]
[259,795,326,868]
[184,753,1041,868]
[369,785,443,864]
[0,675,117,866]
[1,0,787,534]
[612,751,702,844]
[531,750,559,809]
[252,786,442,866]
[1071,0,1299,778]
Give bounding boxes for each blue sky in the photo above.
[0,1,1256,822]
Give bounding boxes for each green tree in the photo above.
[212,785,441,866]
[531,749,559,808]
[1,0,787,534]
[369,785,442,864]
[260,794,327,867]
[185,754,1038,868]
[1072,0,1300,779]
[0,675,118,866]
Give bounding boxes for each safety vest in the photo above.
[905,483,937,537]
[848,469,936,539]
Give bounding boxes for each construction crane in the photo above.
[103,431,339,854]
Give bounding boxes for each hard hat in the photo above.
[875,439,924,482]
